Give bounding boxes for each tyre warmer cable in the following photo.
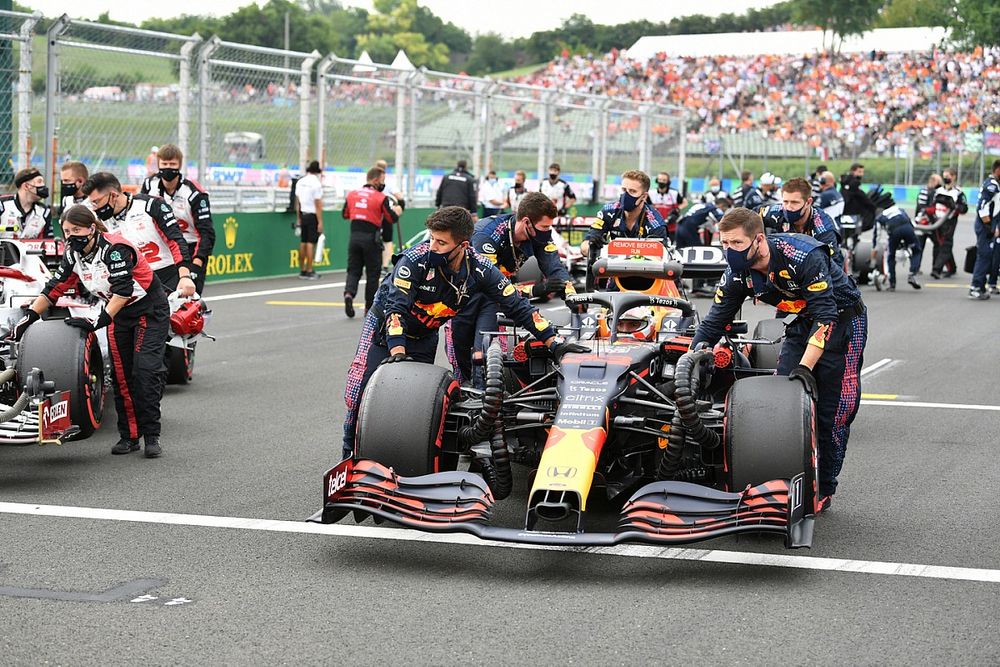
[460,341,513,500]
[657,349,719,480]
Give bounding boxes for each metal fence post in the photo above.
[178,35,201,169]
[43,14,71,203]
[598,100,610,194]
[299,50,319,170]
[392,69,409,192]
[677,112,687,193]
[316,54,335,167]
[482,81,497,173]
[16,12,39,171]
[196,36,220,184]
[638,105,651,174]
[406,70,421,202]
[537,92,553,180]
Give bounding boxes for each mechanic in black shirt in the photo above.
[840,163,876,228]
[340,206,586,461]
[691,207,867,512]
[11,205,170,458]
[435,159,477,214]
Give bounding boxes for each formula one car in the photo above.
[0,239,108,444]
[311,238,816,548]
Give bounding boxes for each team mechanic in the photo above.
[690,207,867,511]
[447,192,573,387]
[579,169,666,257]
[757,177,845,266]
[873,204,922,290]
[83,172,196,297]
[340,206,586,461]
[342,167,403,318]
[11,205,171,458]
[140,143,215,294]
[1,168,52,239]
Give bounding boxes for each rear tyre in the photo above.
[166,344,195,385]
[515,256,543,296]
[725,376,813,492]
[17,319,106,439]
[853,240,873,284]
[356,361,458,476]
[750,318,784,371]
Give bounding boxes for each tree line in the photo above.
[18,0,999,76]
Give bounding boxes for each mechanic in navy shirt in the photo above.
[873,204,922,290]
[758,177,844,267]
[580,169,666,257]
[691,207,867,511]
[970,159,1000,299]
[340,206,586,461]
[675,198,730,249]
[816,171,845,225]
[448,192,573,387]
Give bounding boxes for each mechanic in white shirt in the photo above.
[479,170,505,217]
[295,161,324,279]
[0,168,52,239]
[539,162,576,216]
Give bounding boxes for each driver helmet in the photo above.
[616,306,655,341]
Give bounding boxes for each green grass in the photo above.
[488,62,546,79]
[30,35,179,85]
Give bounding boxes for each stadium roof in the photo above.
[627,26,949,60]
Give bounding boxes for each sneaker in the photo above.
[308,271,321,280]
[111,438,140,455]
[929,271,941,280]
[298,271,309,280]
[969,288,991,300]
[816,495,833,514]
[990,286,1000,295]
[942,270,956,278]
[144,435,162,458]
[907,275,921,290]
[344,294,355,318]
[887,283,896,291]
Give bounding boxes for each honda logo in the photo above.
[546,466,577,479]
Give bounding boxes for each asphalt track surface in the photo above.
[1,219,998,665]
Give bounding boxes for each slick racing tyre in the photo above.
[356,361,458,476]
[724,376,813,493]
[852,240,874,285]
[16,319,106,439]
[166,344,195,385]
[514,256,543,297]
[750,319,785,371]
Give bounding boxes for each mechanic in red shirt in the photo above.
[11,205,171,458]
[342,167,402,318]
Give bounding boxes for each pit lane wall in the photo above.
[205,204,608,283]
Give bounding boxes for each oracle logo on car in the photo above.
[546,466,577,479]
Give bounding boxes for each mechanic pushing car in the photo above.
[690,207,867,512]
[580,169,666,257]
[140,143,216,295]
[448,192,574,387]
[757,177,844,266]
[82,172,196,297]
[340,206,586,461]
[873,203,922,291]
[11,205,171,458]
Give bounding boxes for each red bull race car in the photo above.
[311,238,816,548]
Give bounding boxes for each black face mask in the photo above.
[548,173,559,181]
[375,183,386,192]
[657,180,670,190]
[94,195,116,221]
[943,177,953,186]
[158,168,181,182]
[32,185,50,199]
[67,233,93,254]
[62,181,78,198]
[514,183,524,191]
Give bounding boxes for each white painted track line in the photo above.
[860,358,892,377]
[1,502,997,584]
[861,399,1000,411]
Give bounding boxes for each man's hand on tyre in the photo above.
[789,364,819,398]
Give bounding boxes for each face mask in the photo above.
[943,178,952,186]
[32,185,49,199]
[488,177,497,184]
[93,194,116,221]
[783,206,805,224]
[620,191,640,212]
[725,237,759,273]
[710,185,720,194]
[67,233,93,254]
[158,168,181,182]
[657,180,670,190]
[62,181,78,198]
[548,173,559,182]
[428,244,462,268]
[376,183,386,192]
[514,183,524,191]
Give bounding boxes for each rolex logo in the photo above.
[224,216,238,249]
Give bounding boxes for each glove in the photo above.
[531,277,567,299]
[691,340,711,352]
[396,197,406,211]
[788,364,819,399]
[379,352,412,365]
[64,309,112,333]
[549,340,589,360]
[9,308,39,341]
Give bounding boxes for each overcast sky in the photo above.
[25,0,784,38]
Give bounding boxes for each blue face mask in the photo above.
[428,243,464,268]
[783,206,805,224]
[620,192,640,212]
[725,237,760,273]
